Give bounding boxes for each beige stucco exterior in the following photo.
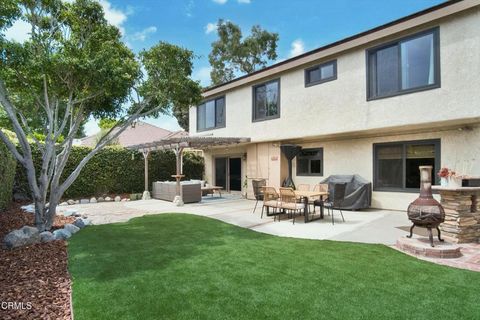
[191,4,480,211]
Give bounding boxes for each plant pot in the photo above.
[440,177,448,187]
[448,176,462,188]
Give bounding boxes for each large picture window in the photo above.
[367,28,440,100]
[252,79,280,121]
[197,96,225,131]
[297,148,324,176]
[373,139,440,192]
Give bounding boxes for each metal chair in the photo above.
[324,183,347,225]
[252,179,266,213]
[279,187,305,224]
[261,186,280,219]
[312,183,329,214]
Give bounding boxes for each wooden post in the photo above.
[142,149,151,200]
[172,144,185,206]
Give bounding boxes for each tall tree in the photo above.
[208,19,279,85]
[0,0,202,230]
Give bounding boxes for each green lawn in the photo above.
[69,214,480,320]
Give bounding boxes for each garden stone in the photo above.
[121,198,128,202]
[4,226,40,249]
[64,223,80,234]
[90,197,97,203]
[40,231,55,243]
[80,199,90,204]
[73,218,86,229]
[105,197,112,201]
[67,199,75,205]
[63,209,78,217]
[53,229,71,240]
[97,197,105,202]
[74,200,79,204]
[21,204,35,214]
[59,202,68,206]
[114,196,121,202]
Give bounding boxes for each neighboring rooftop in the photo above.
[79,121,187,148]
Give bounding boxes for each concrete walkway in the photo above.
[59,197,411,245]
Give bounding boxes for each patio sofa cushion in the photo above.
[264,200,280,208]
[280,202,305,210]
[320,175,372,210]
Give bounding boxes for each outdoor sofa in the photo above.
[152,181,202,203]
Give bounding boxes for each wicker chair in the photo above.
[324,183,347,225]
[261,186,280,219]
[296,184,310,191]
[279,187,305,224]
[252,179,266,213]
[312,183,329,214]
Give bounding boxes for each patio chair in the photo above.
[262,186,280,220]
[279,187,305,224]
[252,179,266,213]
[312,184,329,214]
[296,184,310,191]
[324,183,347,225]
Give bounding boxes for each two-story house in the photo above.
[189,0,480,210]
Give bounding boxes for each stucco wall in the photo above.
[189,8,480,141]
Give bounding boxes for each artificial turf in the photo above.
[68,213,480,320]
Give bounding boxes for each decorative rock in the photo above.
[80,199,90,204]
[114,196,121,202]
[73,218,85,229]
[97,197,105,202]
[121,198,128,202]
[53,229,72,240]
[63,209,78,217]
[74,200,80,204]
[90,197,97,203]
[4,226,40,249]
[67,199,75,205]
[40,231,55,243]
[105,197,112,201]
[59,202,68,206]
[64,223,80,234]
[21,204,35,214]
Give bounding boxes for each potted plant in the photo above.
[437,167,461,188]
[437,167,450,187]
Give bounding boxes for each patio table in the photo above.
[294,190,329,223]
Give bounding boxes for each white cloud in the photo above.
[212,0,228,4]
[130,26,157,42]
[204,22,217,35]
[237,0,251,3]
[193,66,212,87]
[289,39,305,57]
[99,0,128,34]
[4,19,31,43]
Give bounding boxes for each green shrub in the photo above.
[0,137,17,210]
[14,145,204,200]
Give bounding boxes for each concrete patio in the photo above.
[59,196,411,245]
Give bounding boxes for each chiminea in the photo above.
[280,144,302,189]
[407,165,445,247]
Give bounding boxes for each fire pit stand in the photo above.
[406,165,445,247]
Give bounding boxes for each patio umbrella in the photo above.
[280,144,302,189]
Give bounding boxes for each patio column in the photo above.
[142,149,151,200]
[172,144,185,206]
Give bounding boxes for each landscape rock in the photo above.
[74,200,80,204]
[90,197,97,203]
[114,196,121,202]
[53,229,71,240]
[63,209,78,217]
[59,202,68,206]
[73,218,86,229]
[40,231,55,243]
[67,199,75,205]
[97,197,105,202]
[4,226,40,249]
[121,198,128,202]
[21,204,35,214]
[105,197,112,201]
[80,199,90,204]
[64,223,80,234]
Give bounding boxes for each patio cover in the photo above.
[127,136,250,205]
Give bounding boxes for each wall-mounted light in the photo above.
[242,153,247,160]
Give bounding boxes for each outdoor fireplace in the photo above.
[407,165,445,247]
[280,144,302,189]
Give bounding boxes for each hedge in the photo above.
[0,138,17,210]
[14,145,204,199]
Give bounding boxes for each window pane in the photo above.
[265,81,279,117]
[197,104,206,130]
[297,159,309,175]
[405,144,435,188]
[311,160,322,174]
[321,64,334,79]
[401,33,435,90]
[205,100,215,129]
[375,45,399,96]
[308,68,321,83]
[255,85,266,120]
[376,145,403,188]
[215,97,225,127]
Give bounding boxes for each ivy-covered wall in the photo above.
[0,139,17,210]
[14,145,204,199]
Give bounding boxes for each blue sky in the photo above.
[5,0,445,135]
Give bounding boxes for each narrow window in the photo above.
[296,148,324,176]
[197,96,226,131]
[305,60,337,87]
[252,79,280,121]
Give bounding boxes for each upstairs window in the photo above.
[253,79,280,121]
[367,28,440,100]
[297,148,324,176]
[197,96,225,131]
[305,60,337,87]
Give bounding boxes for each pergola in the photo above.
[127,136,251,205]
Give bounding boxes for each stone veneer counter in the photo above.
[432,186,480,244]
